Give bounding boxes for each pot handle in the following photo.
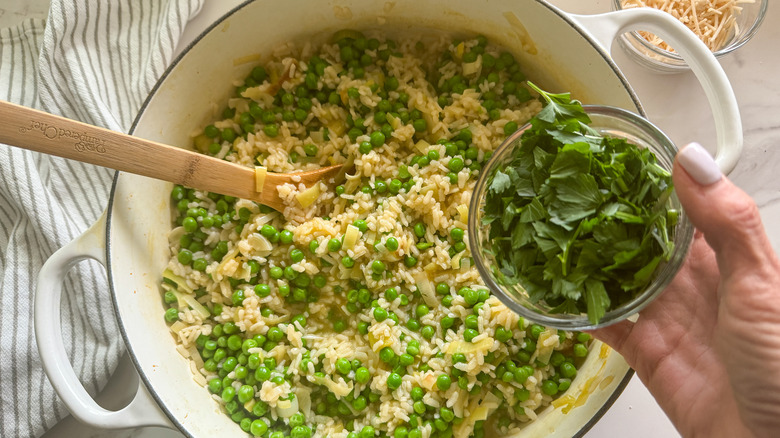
[568,8,742,174]
[34,211,174,430]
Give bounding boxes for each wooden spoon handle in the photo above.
[0,100,257,199]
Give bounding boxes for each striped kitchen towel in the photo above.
[0,1,203,436]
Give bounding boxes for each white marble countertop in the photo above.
[18,0,779,437]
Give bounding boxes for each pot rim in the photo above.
[107,1,639,436]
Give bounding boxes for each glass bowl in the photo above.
[468,105,694,330]
[613,0,767,73]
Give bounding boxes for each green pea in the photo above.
[245,287,265,305]
[221,386,236,402]
[442,143,456,157]
[384,287,398,302]
[399,353,415,367]
[503,121,518,136]
[558,379,571,392]
[279,229,294,245]
[371,110,387,125]
[259,224,276,238]
[350,395,367,411]
[333,319,347,332]
[421,325,435,340]
[386,76,399,91]
[495,326,512,343]
[225,334,241,351]
[380,347,396,363]
[267,326,284,342]
[387,372,403,390]
[269,266,283,280]
[463,288,479,306]
[510,365,529,384]
[404,255,417,267]
[290,248,304,263]
[389,179,402,194]
[464,328,478,342]
[208,378,222,394]
[373,307,388,322]
[577,332,591,343]
[221,127,236,142]
[294,108,307,122]
[249,419,268,437]
[542,379,558,396]
[284,266,298,281]
[164,308,179,323]
[560,361,577,379]
[358,288,372,304]
[411,223,425,239]
[406,318,420,331]
[384,237,399,251]
[530,324,545,339]
[241,339,258,355]
[436,374,452,391]
[182,217,198,233]
[204,125,220,139]
[327,238,342,252]
[371,260,386,274]
[237,385,254,403]
[231,289,245,306]
[263,124,279,137]
[378,99,393,112]
[550,351,566,367]
[372,180,387,194]
[336,357,352,375]
[163,291,177,305]
[405,387,422,404]
[448,157,465,172]
[370,131,385,147]
[355,366,370,384]
[573,343,588,357]
[341,256,355,268]
[358,141,373,154]
[359,426,375,438]
[353,219,368,232]
[223,321,238,335]
[412,118,427,132]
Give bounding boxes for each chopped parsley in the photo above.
[483,83,677,324]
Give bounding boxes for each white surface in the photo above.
[24,0,780,436]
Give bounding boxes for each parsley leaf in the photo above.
[488,169,511,195]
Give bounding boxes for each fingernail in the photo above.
[677,142,722,186]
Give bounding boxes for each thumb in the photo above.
[673,142,776,277]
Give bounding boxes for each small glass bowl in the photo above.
[613,0,767,73]
[468,106,694,330]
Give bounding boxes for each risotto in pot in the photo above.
[159,31,594,438]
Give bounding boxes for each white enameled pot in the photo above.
[34,0,742,436]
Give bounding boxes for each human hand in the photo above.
[591,143,780,438]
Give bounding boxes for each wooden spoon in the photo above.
[0,100,342,211]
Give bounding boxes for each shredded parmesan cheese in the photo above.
[621,0,755,52]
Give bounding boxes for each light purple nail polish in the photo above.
[677,142,722,186]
